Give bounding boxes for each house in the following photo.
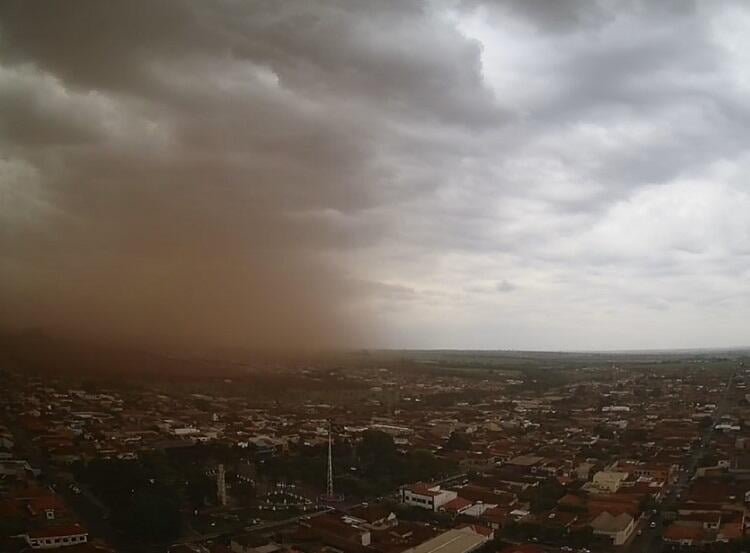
[541,509,579,532]
[590,471,628,493]
[439,497,473,515]
[589,511,635,546]
[172,426,200,437]
[587,494,640,518]
[402,528,488,553]
[304,513,371,547]
[558,493,585,510]
[676,512,722,531]
[370,520,439,552]
[346,503,398,530]
[613,461,676,483]
[230,536,283,553]
[718,521,743,541]
[480,506,510,529]
[505,456,545,470]
[455,523,494,540]
[455,484,516,507]
[26,494,67,521]
[576,462,596,480]
[401,484,457,511]
[663,524,709,546]
[25,523,88,549]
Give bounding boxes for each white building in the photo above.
[590,512,635,546]
[173,426,200,436]
[401,484,457,511]
[590,471,629,492]
[25,524,88,549]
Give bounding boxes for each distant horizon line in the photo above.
[3,328,749,358]
[356,346,750,354]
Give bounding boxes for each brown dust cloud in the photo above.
[0,1,390,354]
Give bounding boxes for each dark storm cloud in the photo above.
[0,0,507,350]
[0,1,501,127]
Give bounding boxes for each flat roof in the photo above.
[407,529,487,553]
[507,455,544,466]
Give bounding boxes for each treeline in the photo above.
[72,447,231,543]
[260,430,457,498]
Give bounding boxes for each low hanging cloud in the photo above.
[2,1,750,351]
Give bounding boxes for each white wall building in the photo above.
[401,484,457,511]
[590,512,635,546]
[591,471,629,492]
[25,524,88,549]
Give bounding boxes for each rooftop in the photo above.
[406,529,487,553]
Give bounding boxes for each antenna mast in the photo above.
[326,422,334,498]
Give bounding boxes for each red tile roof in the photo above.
[27,523,87,539]
[440,497,473,513]
[406,484,442,496]
[27,494,66,512]
[663,525,707,543]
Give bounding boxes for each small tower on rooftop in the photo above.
[217,463,227,506]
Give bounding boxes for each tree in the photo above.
[231,480,257,506]
[337,474,379,497]
[118,489,181,541]
[76,457,182,543]
[569,525,594,547]
[403,449,456,483]
[701,452,718,467]
[446,431,472,451]
[186,470,216,509]
[531,477,566,513]
[358,430,397,463]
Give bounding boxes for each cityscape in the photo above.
[2,345,750,552]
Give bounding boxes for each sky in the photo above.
[2,1,750,352]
